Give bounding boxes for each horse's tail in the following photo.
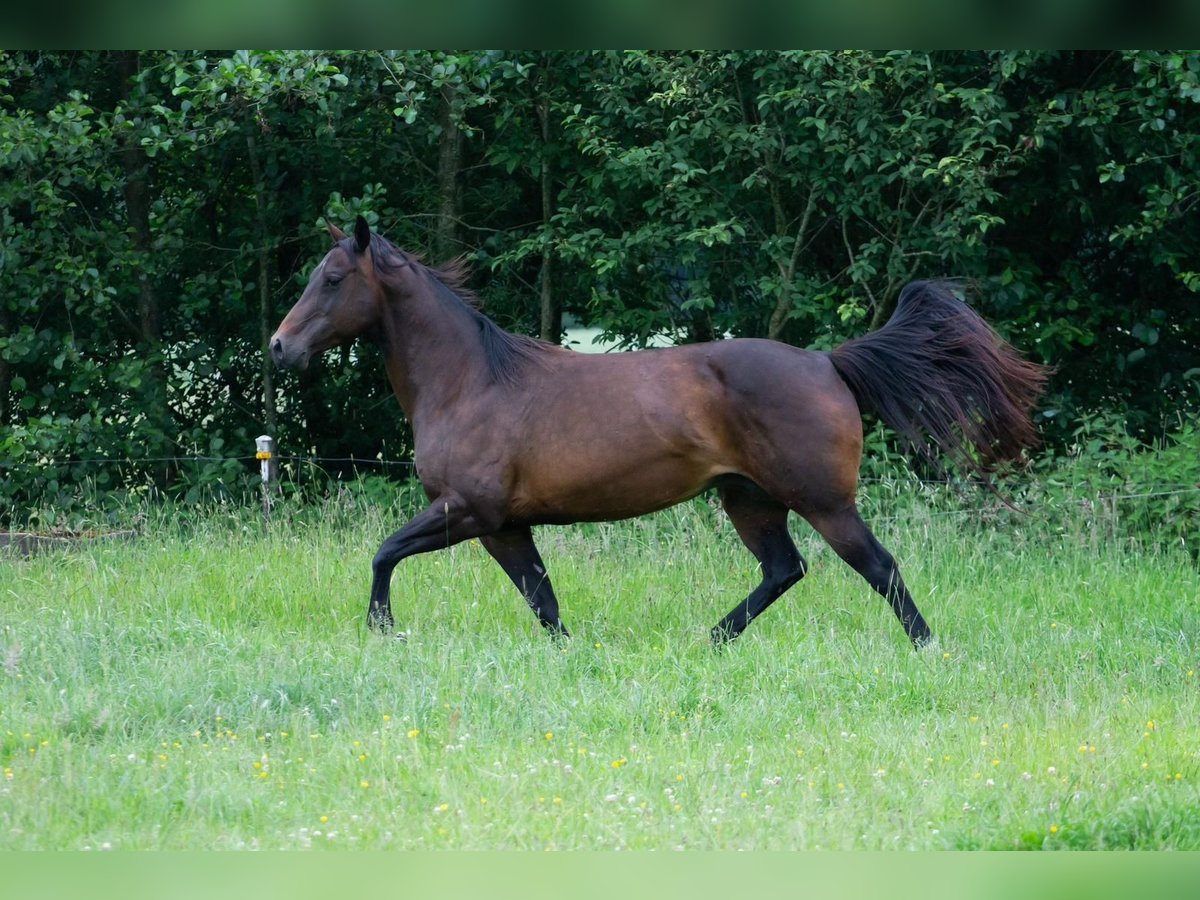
[828,280,1051,480]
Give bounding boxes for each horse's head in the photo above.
[270,216,383,370]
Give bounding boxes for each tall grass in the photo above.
[1,489,1197,849]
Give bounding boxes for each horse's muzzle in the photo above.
[269,334,308,369]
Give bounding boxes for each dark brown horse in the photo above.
[271,216,1049,647]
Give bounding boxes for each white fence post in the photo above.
[256,435,277,522]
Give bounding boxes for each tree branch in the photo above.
[767,186,819,341]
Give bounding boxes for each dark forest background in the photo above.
[1,51,1197,527]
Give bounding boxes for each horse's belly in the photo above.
[509,443,729,524]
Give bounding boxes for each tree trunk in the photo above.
[869,297,897,332]
[246,127,277,436]
[766,188,818,342]
[435,83,463,261]
[766,287,793,342]
[0,304,9,423]
[685,311,715,344]
[536,69,561,343]
[115,51,169,470]
[116,52,159,348]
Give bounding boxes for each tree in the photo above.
[2,50,1197,521]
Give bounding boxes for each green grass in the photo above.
[1,491,1198,850]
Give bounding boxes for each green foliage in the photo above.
[1027,412,1200,557]
[3,51,1200,519]
[540,51,1032,346]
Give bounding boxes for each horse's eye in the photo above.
[326,274,343,287]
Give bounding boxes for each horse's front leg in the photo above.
[479,525,570,637]
[367,493,488,633]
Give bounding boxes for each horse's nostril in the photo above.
[270,336,284,364]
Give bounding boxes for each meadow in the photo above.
[1,486,1198,850]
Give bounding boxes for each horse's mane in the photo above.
[364,232,552,385]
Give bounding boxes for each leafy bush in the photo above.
[1026,411,1200,556]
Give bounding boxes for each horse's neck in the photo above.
[380,275,487,426]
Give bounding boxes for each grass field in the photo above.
[2,488,1198,850]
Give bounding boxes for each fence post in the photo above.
[256,435,277,523]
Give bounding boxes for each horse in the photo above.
[270,216,1049,647]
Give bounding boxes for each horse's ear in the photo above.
[327,221,347,243]
[354,215,371,255]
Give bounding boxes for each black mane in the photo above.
[363,232,552,385]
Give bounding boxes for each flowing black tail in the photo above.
[829,281,1051,480]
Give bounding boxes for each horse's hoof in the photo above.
[367,614,395,634]
[710,625,735,645]
[393,631,408,643]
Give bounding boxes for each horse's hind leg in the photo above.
[711,478,807,643]
[803,504,931,647]
[480,526,570,637]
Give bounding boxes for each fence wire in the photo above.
[0,453,416,469]
[862,487,1200,526]
[1,450,1195,514]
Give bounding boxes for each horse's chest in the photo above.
[412,431,504,499]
